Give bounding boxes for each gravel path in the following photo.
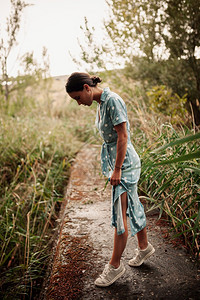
[44,145,200,300]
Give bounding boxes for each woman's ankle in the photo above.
[137,227,148,250]
[109,260,120,269]
[138,242,148,250]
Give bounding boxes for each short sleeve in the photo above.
[108,97,127,126]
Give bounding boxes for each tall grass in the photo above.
[139,126,200,257]
[0,98,87,298]
[0,74,103,298]
[0,122,61,297]
[124,83,199,257]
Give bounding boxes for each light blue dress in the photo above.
[96,87,146,236]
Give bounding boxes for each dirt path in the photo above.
[44,145,200,300]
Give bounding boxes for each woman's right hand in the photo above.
[110,168,121,186]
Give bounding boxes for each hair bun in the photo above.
[91,76,102,84]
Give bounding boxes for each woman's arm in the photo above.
[110,122,128,186]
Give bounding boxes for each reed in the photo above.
[0,76,102,297]
[139,127,200,257]
[125,86,199,258]
[0,110,82,297]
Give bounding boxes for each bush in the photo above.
[146,85,187,123]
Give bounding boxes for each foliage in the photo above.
[0,100,88,298]
[0,49,52,116]
[0,116,65,296]
[76,0,200,124]
[70,17,108,71]
[0,73,101,298]
[139,127,200,258]
[0,1,51,115]
[104,0,200,61]
[0,0,29,103]
[108,0,200,123]
[146,85,187,123]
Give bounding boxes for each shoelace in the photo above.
[134,249,142,262]
[100,264,110,279]
[135,249,139,254]
[134,249,139,256]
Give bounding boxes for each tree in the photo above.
[0,0,29,105]
[0,1,51,114]
[76,1,167,68]
[159,0,200,124]
[77,0,200,124]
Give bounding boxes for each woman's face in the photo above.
[68,84,93,106]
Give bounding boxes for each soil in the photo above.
[42,145,200,300]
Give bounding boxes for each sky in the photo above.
[0,0,108,77]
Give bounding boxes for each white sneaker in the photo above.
[128,242,155,267]
[94,262,126,287]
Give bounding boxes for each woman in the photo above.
[65,72,155,287]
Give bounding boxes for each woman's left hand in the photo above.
[110,168,121,186]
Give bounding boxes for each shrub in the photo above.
[146,85,187,123]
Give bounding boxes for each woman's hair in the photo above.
[65,72,102,93]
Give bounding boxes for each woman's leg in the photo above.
[109,192,128,268]
[129,226,155,267]
[137,227,148,250]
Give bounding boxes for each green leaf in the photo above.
[152,132,200,153]
[184,165,200,175]
[153,150,200,166]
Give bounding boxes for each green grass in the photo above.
[139,126,200,255]
[0,111,83,298]
[0,76,102,298]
